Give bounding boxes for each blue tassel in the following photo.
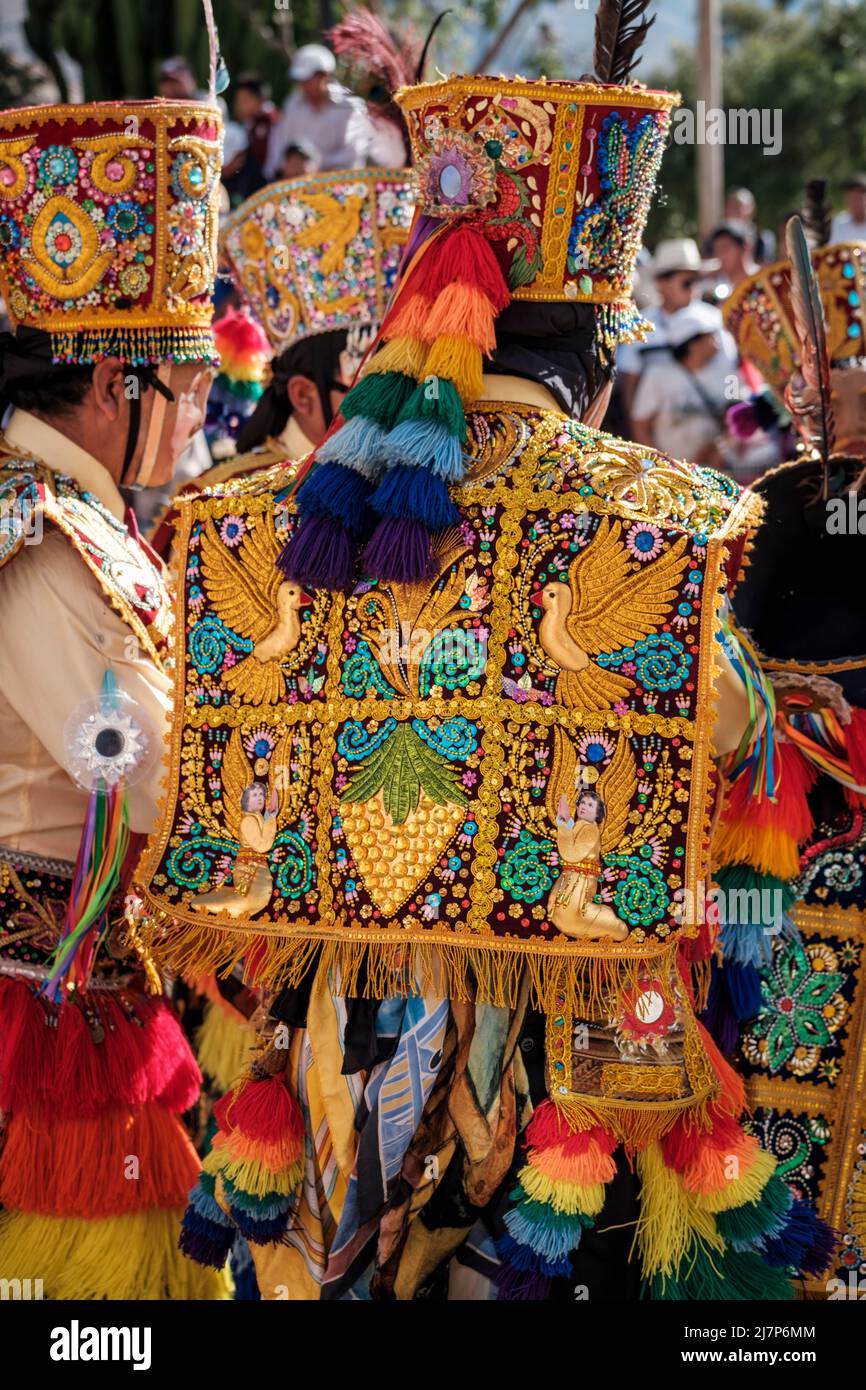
[295,460,373,534]
[179,1203,234,1268]
[503,1207,588,1262]
[495,1235,572,1278]
[384,418,467,484]
[725,958,764,1020]
[187,1178,233,1227]
[370,463,460,530]
[229,1205,291,1244]
[719,920,774,970]
[316,416,387,481]
[764,1198,836,1275]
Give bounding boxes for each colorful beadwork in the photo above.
[0,100,223,365]
[220,169,414,355]
[132,402,760,1005]
[724,241,866,392]
[396,75,677,316]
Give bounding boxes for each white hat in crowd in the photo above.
[290,44,337,82]
[665,301,724,349]
[652,238,718,277]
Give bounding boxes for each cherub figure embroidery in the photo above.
[546,787,629,941]
[536,515,689,710]
[190,727,288,918]
[199,513,313,704]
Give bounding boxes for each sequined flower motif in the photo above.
[44,212,82,267]
[168,200,204,254]
[219,515,246,548]
[118,265,149,298]
[576,732,614,768]
[38,145,78,187]
[106,201,143,240]
[626,521,663,561]
[416,131,497,214]
[171,152,211,201]
[748,938,847,1077]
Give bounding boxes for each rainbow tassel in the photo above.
[42,671,131,1001]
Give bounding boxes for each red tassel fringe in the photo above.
[0,977,201,1117]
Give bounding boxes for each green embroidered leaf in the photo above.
[340,736,394,805]
[776,939,809,995]
[383,724,423,825]
[405,726,468,809]
[765,1015,795,1072]
[796,968,844,1011]
[793,1012,832,1048]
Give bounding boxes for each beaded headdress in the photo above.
[279,73,678,592]
[723,242,866,395]
[0,99,223,366]
[219,169,415,357]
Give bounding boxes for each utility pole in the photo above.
[696,0,724,242]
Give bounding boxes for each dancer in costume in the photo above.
[130,1,832,1300]
[0,91,230,1299]
[714,189,866,1292]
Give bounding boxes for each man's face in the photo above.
[233,89,260,123]
[159,70,195,100]
[657,270,699,312]
[712,234,743,274]
[300,72,329,104]
[280,152,316,179]
[845,188,866,223]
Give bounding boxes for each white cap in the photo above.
[290,44,336,82]
[666,301,724,349]
[652,237,719,277]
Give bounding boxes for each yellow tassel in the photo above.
[0,1208,232,1300]
[206,1142,303,1197]
[517,1164,606,1217]
[195,1000,254,1094]
[712,819,800,880]
[635,1143,725,1278]
[423,336,485,401]
[689,1146,777,1214]
[363,336,428,380]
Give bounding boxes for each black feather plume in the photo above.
[593,0,656,85]
[800,179,832,251]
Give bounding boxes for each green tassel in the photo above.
[651,1244,795,1300]
[340,371,417,428]
[716,1174,792,1244]
[714,864,797,921]
[395,378,467,439]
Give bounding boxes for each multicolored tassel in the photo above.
[279,219,511,589]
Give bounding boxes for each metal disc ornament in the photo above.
[63,680,156,791]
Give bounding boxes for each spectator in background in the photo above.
[221,120,266,208]
[708,221,760,299]
[631,302,778,482]
[619,238,721,419]
[276,138,320,180]
[158,56,199,100]
[232,73,277,170]
[266,43,371,177]
[831,173,866,242]
[724,186,776,263]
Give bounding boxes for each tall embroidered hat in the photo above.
[0,99,224,366]
[723,242,866,394]
[279,73,679,592]
[219,168,415,359]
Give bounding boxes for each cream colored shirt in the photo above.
[0,411,172,863]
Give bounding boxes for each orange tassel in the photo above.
[424,284,499,352]
[0,1103,200,1218]
[383,292,434,343]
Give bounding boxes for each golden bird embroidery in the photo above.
[295,192,364,275]
[536,515,690,710]
[199,513,312,704]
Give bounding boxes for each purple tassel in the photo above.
[362,515,436,583]
[701,961,742,1053]
[496,1264,552,1301]
[764,1199,837,1276]
[278,514,356,590]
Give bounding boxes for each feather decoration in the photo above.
[593,0,656,85]
[784,215,835,477]
[327,9,421,98]
[801,179,832,251]
[416,12,452,81]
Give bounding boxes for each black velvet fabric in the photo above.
[486,300,614,419]
[732,457,866,704]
